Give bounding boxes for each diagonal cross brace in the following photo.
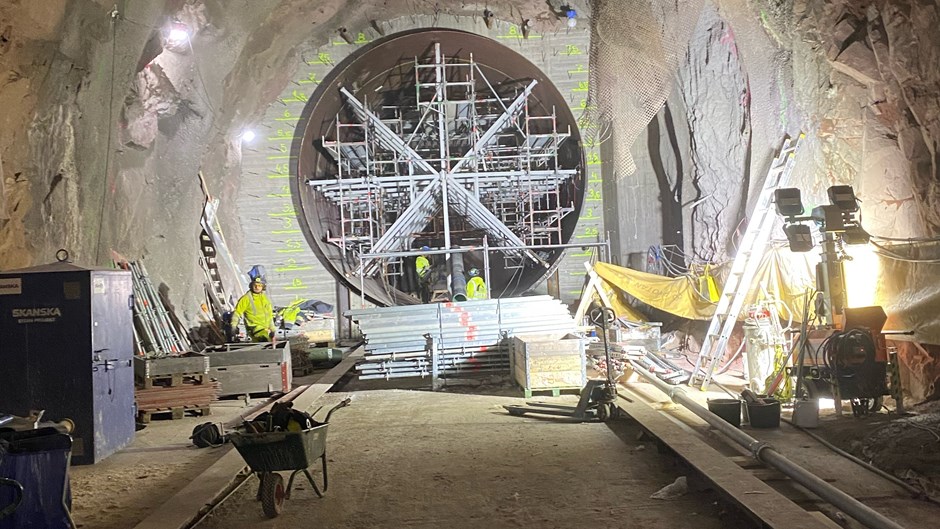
[450,80,538,173]
[357,177,443,275]
[340,87,437,176]
[444,175,544,265]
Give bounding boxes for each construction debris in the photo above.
[650,476,689,500]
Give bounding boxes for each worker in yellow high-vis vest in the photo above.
[232,276,277,342]
[416,246,431,281]
[465,268,488,300]
[415,246,432,302]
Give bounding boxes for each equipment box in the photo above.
[133,352,209,384]
[511,334,586,394]
[0,262,135,464]
[203,342,291,397]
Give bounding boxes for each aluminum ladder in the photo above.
[689,134,803,390]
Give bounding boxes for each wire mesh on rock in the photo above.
[586,0,705,178]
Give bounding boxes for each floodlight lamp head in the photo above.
[842,225,871,245]
[827,185,859,212]
[783,224,814,252]
[774,188,804,218]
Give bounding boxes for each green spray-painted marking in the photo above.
[276,264,314,273]
[577,117,596,130]
[578,99,597,110]
[567,64,589,76]
[268,129,298,141]
[580,208,599,220]
[561,44,583,56]
[572,80,589,92]
[268,205,297,218]
[275,110,297,122]
[496,25,542,40]
[576,226,600,239]
[279,90,308,104]
[297,72,321,85]
[282,277,310,290]
[306,52,334,65]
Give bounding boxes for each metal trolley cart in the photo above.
[230,398,350,518]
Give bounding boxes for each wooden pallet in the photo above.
[137,372,207,389]
[523,386,583,399]
[137,405,211,424]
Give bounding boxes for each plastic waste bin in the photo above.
[0,427,73,529]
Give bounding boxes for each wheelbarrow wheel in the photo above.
[260,472,286,518]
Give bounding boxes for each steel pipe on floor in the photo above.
[626,361,906,529]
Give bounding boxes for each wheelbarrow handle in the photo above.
[323,397,352,423]
[0,477,24,521]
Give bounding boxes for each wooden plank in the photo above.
[132,347,363,529]
[615,392,832,529]
[808,510,844,528]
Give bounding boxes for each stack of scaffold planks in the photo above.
[134,353,219,423]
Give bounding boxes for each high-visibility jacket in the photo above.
[466,276,488,300]
[416,255,431,279]
[233,291,275,341]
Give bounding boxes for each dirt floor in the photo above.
[199,386,752,529]
[811,400,940,501]
[68,398,257,529]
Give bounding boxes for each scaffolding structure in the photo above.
[308,43,579,290]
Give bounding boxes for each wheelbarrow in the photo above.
[229,397,350,518]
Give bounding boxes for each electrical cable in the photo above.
[870,234,940,243]
[870,240,940,263]
[187,38,218,116]
[715,337,746,376]
[93,10,120,263]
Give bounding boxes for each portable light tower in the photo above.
[774,185,889,416]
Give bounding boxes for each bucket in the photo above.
[746,399,781,428]
[707,399,742,428]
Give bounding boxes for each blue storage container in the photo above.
[0,262,136,464]
[0,427,73,528]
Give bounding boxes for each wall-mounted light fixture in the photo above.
[562,6,578,28]
[163,21,191,52]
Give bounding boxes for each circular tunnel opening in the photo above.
[293,28,585,306]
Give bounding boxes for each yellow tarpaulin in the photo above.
[590,246,817,322]
[594,262,716,320]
